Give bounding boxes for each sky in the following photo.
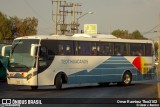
[0,0,160,40]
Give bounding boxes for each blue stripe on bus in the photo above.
[68,56,136,84]
[97,64,133,68]
[68,56,155,84]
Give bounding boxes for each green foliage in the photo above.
[111,29,147,40]
[154,42,158,56]
[154,42,158,50]
[0,11,38,40]
[10,17,38,38]
[0,12,12,40]
[130,30,147,40]
[111,29,130,39]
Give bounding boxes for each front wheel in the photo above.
[55,74,62,90]
[31,86,38,90]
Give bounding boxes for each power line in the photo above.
[143,24,160,35]
[23,0,53,29]
[37,27,53,34]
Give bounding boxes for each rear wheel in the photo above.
[55,74,62,90]
[118,72,132,86]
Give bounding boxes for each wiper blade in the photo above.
[11,40,21,54]
[10,62,30,69]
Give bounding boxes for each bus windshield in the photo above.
[10,39,39,69]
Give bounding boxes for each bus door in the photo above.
[37,46,55,85]
[38,47,48,74]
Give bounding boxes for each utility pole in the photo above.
[52,0,59,35]
[52,0,82,35]
[59,1,73,34]
[71,3,82,34]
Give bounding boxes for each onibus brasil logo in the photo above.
[0,99,42,107]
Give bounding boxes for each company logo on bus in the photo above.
[132,56,150,74]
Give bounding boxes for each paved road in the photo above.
[0,80,159,107]
[0,81,158,98]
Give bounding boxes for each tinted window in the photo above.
[97,42,114,56]
[58,41,74,55]
[41,40,58,55]
[41,40,153,57]
[12,39,39,54]
[75,41,92,55]
[114,43,129,56]
[130,43,145,56]
[145,44,152,56]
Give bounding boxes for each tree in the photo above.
[10,16,38,38]
[0,11,38,40]
[130,30,147,40]
[111,29,129,39]
[0,12,12,40]
[154,42,158,57]
[20,17,38,36]
[111,29,147,40]
[10,16,20,39]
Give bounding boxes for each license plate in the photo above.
[17,81,20,85]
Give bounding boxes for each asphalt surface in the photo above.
[0,79,159,107]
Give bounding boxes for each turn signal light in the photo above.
[21,72,25,77]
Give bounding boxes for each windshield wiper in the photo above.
[10,62,30,69]
[11,40,21,54]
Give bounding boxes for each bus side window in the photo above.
[78,42,92,55]
[39,47,47,57]
[92,46,97,55]
[66,45,71,55]
[39,46,48,67]
[145,44,152,56]
[58,44,64,55]
[130,43,145,56]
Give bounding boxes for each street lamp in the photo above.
[77,12,93,21]
[77,12,93,33]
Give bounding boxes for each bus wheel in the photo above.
[31,86,38,90]
[98,82,110,87]
[55,74,62,90]
[119,72,132,86]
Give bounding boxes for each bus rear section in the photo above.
[53,56,155,86]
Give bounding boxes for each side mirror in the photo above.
[1,45,11,57]
[30,44,40,57]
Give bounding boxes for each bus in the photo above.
[0,44,11,80]
[6,34,156,90]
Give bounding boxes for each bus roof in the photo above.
[15,34,153,44]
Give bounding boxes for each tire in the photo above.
[120,72,132,86]
[55,74,62,90]
[31,86,38,90]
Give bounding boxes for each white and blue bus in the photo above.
[6,34,156,90]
